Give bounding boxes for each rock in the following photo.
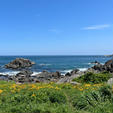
[71,69,79,75]
[107,77,113,85]
[64,69,79,77]
[90,61,100,65]
[16,70,33,77]
[65,72,71,76]
[57,76,70,83]
[103,59,113,72]
[5,58,35,70]
[70,81,80,85]
[92,64,104,71]
[85,68,99,73]
[88,59,113,73]
[32,71,62,83]
[14,70,33,83]
[0,74,9,81]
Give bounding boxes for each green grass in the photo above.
[0,80,113,113]
[72,71,112,84]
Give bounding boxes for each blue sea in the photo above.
[0,56,111,75]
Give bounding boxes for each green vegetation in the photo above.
[0,80,113,113]
[72,72,112,84]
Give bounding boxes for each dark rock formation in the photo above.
[11,70,62,83]
[104,59,113,72]
[32,71,62,83]
[71,69,79,75]
[65,72,71,76]
[65,69,79,77]
[92,64,104,71]
[90,61,100,65]
[0,74,9,81]
[14,70,33,83]
[5,58,35,70]
[16,70,33,77]
[90,59,113,73]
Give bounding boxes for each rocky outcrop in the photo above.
[90,61,100,65]
[0,74,9,81]
[104,59,113,72]
[71,69,79,75]
[32,71,62,83]
[107,78,113,85]
[65,69,79,77]
[89,59,113,73]
[14,70,33,83]
[5,58,35,70]
[11,70,62,83]
[92,64,104,72]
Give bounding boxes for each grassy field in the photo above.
[0,79,113,113]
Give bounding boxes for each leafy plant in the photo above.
[72,72,112,84]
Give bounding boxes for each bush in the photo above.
[70,85,113,113]
[73,72,112,84]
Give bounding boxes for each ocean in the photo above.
[0,55,111,75]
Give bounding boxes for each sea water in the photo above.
[0,55,111,75]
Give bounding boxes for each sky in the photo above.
[0,0,113,55]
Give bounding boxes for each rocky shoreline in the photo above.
[0,58,113,84]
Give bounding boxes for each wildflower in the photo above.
[55,87,61,90]
[32,94,35,96]
[84,84,91,87]
[0,89,3,94]
[78,88,84,91]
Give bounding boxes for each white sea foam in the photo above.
[0,71,43,77]
[31,72,41,76]
[0,71,20,76]
[39,64,51,66]
[78,68,88,72]
[61,69,73,75]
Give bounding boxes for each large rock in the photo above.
[5,58,35,70]
[31,71,62,83]
[65,69,79,77]
[92,64,104,71]
[90,59,113,73]
[16,70,33,77]
[71,69,79,75]
[14,70,33,83]
[104,59,113,72]
[90,61,100,65]
[0,74,9,81]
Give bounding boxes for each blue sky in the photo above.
[0,0,113,55]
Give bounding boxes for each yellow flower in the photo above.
[0,89,3,94]
[79,88,84,91]
[55,87,61,90]
[32,94,36,97]
[84,84,91,87]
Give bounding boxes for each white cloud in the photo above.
[83,24,111,30]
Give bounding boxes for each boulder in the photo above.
[92,64,104,71]
[14,70,33,83]
[107,78,113,85]
[89,59,113,73]
[103,59,113,72]
[90,61,100,65]
[65,72,71,76]
[16,70,33,77]
[32,71,62,83]
[5,58,35,70]
[65,69,79,77]
[0,74,9,81]
[71,69,79,75]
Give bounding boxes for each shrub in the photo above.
[73,72,112,84]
